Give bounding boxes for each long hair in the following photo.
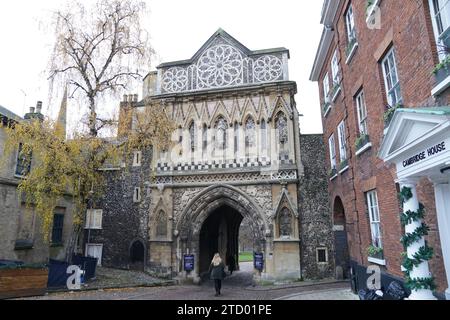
[211,253,222,267]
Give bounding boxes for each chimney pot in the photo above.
[123,94,128,102]
[30,107,35,113]
[128,95,133,102]
[133,94,138,102]
[36,101,42,113]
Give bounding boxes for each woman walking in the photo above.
[209,253,226,297]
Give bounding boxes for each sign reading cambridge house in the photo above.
[402,142,446,168]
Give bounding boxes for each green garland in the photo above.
[405,276,437,291]
[400,223,430,248]
[398,186,413,203]
[400,203,425,226]
[398,186,436,292]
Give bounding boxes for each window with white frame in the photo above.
[366,190,383,249]
[337,121,347,162]
[356,91,369,135]
[323,73,330,102]
[85,209,103,230]
[133,187,141,203]
[328,134,337,170]
[132,151,142,167]
[429,0,450,60]
[331,50,340,86]
[345,4,357,43]
[381,48,402,106]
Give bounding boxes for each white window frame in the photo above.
[323,72,330,102]
[356,91,369,135]
[132,151,142,167]
[428,0,450,61]
[366,191,383,249]
[316,247,329,264]
[133,187,141,203]
[345,4,357,43]
[337,121,347,162]
[85,244,103,266]
[381,48,402,106]
[328,134,337,170]
[85,209,103,230]
[331,50,340,86]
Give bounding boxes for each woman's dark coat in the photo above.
[209,262,226,280]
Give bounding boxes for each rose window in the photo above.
[254,55,283,82]
[197,45,243,88]
[162,67,188,93]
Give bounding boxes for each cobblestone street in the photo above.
[20,263,357,300]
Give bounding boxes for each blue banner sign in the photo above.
[254,252,264,271]
[184,254,194,272]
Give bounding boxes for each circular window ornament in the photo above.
[197,45,243,88]
[254,55,283,82]
[162,67,188,93]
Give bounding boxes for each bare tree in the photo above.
[49,0,152,136]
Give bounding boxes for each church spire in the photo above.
[56,86,67,138]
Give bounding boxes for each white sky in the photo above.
[0,0,324,134]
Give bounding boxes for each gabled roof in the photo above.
[378,107,450,163]
[0,104,22,122]
[157,28,289,69]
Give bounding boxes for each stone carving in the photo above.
[279,207,292,237]
[197,45,243,89]
[156,210,168,237]
[189,122,196,152]
[162,67,188,93]
[254,55,283,82]
[245,117,256,148]
[276,113,288,144]
[215,117,228,150]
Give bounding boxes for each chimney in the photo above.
[36,101,42,114]
[29,107,35,113]
[133,94,138,102]
[128,95,133,103]
[123,94,128,102]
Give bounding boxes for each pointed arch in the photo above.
[213,115,228,152]
[188,121,196,152]
[244,115,256,157]
[156,210,168,237]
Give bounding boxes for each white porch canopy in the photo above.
[379,107,450,300]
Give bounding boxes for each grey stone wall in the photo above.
[90,148,152,268]
[298,134,335,279]
[0,126,74,264]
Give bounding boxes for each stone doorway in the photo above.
[129,240,145,271]
[333,197,350,279]
[199,205,243,277]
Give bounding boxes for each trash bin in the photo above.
[385,281,407,300]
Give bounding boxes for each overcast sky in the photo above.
[0,0,324,134]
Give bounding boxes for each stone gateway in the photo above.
[90,29,334,283]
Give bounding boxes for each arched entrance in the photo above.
[130,240,145,271]
[199,205,243,276]
[176,185,270,282]
[333,197,350,279]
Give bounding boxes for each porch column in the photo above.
[400,179,436,300]
[433,180,450,300]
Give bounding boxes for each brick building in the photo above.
[310,0,449,299]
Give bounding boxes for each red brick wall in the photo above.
[318,0,448,294]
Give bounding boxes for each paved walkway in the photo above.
[20,262,358,300]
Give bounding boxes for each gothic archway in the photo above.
[129,239,146,271]
[175,184,270,279]
[333,196,350,279]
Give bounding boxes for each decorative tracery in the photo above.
[254,55,283,82]
[197,45,243,89]
[162,67,188,93]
